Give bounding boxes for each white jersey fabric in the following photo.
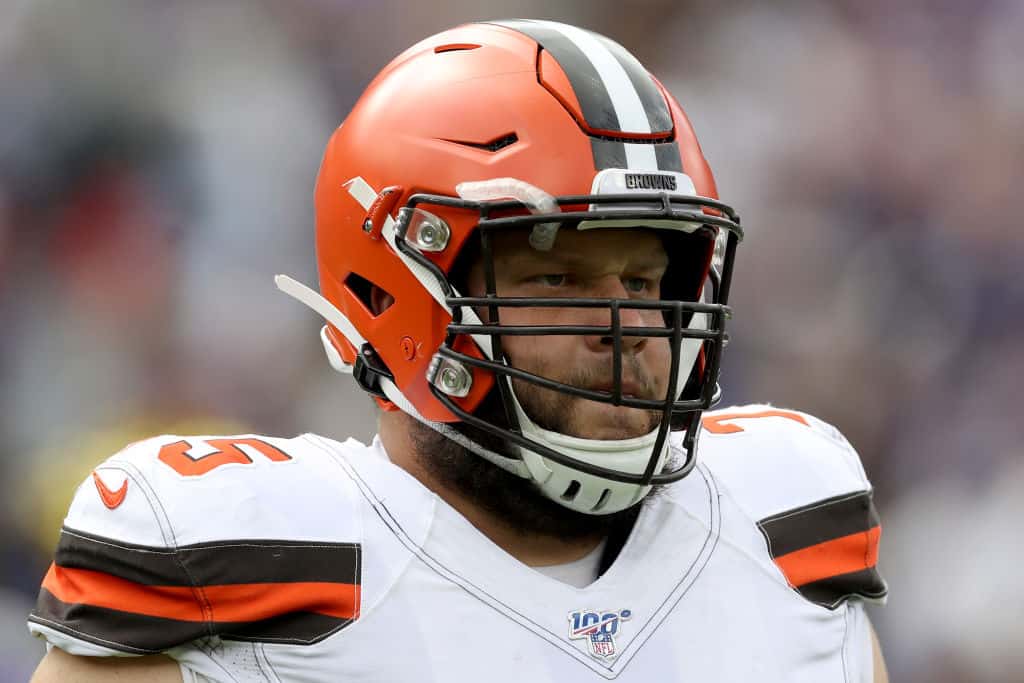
[29,404,886,681]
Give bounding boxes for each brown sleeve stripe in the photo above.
[757,491,887,608]
[798,568,889,608]
[31,528,361,651]
[758,491,880,558]
[55,528,360,586]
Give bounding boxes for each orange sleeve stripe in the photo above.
[42,564,359,622]
[773,525,881,588]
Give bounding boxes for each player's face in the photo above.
[467,227,671,441]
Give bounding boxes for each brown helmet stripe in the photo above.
[490,19,683,172]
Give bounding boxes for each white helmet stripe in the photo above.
[543,21,658,170]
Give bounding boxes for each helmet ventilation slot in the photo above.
[561,480,581,501]
[442,133,519,152]
[592,489,612,512]
[344,272,393,317]
[434,43,481,54]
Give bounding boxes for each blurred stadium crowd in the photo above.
[1,1,1021,680]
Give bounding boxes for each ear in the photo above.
[370,285,395,316]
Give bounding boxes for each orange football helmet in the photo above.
[279,20,742,514]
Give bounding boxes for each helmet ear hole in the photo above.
[345,272,394,317]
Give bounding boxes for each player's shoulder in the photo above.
[698,403,870,504]
[693,404,887,609]
[68,432,365,547]
[29,432,377,657]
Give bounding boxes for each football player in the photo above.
[29,20,889,682]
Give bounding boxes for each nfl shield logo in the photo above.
[568,608,633,660]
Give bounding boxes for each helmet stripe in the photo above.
[490,20,681,173]
[491,19,621,132]
[654,141,683,172]
[545,21,653,135]
[589,138,626,170]
[591,33,673,133]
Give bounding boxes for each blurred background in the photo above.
[1,0,1021,680]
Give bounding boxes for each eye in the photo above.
[623,277,650,293]
[533,274,568,287]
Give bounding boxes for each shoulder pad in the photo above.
[699,405,887,609]
[29,434,363,655]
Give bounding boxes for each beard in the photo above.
[409,420,647,542]
[408,376,669,544]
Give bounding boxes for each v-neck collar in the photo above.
[311,434,721,678]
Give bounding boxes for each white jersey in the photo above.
[29,405,886,681]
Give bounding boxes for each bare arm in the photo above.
[871,620,889,683]
[31,647,183,683]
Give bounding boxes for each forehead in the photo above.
[487,226,668,267]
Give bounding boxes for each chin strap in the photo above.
[508,385,666,513]
[274,274,531,479]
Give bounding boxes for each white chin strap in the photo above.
[510,391,666,514]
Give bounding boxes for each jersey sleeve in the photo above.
[700,405,888,610]
[27,434,362,656]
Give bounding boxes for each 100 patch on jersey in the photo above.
[567,608,632,659]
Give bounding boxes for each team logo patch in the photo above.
[568,608,632,659]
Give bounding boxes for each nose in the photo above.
[582,276,650,354]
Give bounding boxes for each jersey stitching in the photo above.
[192,638,242,683]
[299,438,366,618]
[100,461,174,546]
[256,642,284,683]
[59,527,177,554]
[122,454,363,642]
[184,541,360,551]
[816,580,889,611]
[217,622,356,646]
[702,464,799,592]
[308,437,612,675]
[694,470,793,589]
[611,463,721,672]
[248,642,272,683]
[309,434,719,680]
[111,458,216,640]
[59,529,358,554]
[27,616,157,655]
[840,602,851,683]
[302,435,422,626]
[51,461,214,652]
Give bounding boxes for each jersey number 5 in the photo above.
[158,438,292,476]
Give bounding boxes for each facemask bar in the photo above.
[391,191,742,487]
